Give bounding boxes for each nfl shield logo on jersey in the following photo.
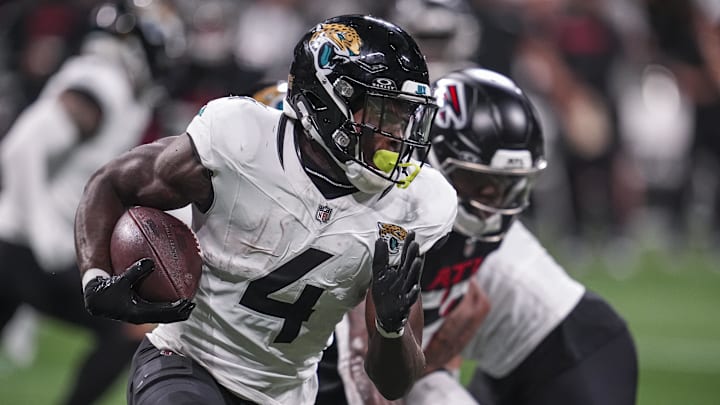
[316,204,333,223]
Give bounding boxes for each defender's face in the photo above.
[449,168,533,216]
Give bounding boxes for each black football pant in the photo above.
[468,291,638,405]
[128,337,258,405]
[0,239,141,405]
[315,334,346,405]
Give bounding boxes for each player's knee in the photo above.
[136,386,213,405]
[132,381,226,405]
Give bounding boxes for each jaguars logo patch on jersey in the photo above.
[377,222,408,254]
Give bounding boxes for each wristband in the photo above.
[81,268,111,290]
[375,319,404,339]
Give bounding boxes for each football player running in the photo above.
[0,2,178,404]
[318,68,639,405]
[75,15,457,405]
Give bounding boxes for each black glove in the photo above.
[371,231,423,336]
[83,258,195,324]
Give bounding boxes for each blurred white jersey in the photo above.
[461,221,584,377]
[148,97,456,405]
[0,54,150,270]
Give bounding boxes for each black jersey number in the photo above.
[239,248,333,343]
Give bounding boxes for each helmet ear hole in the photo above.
[304,92,328,112]
[348,97,364,114]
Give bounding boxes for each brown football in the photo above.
[110,206,202,302]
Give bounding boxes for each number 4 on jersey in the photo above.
[239,248,333,343]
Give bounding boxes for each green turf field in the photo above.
[1,248,719,405]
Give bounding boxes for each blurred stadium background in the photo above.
[1,0,719,404]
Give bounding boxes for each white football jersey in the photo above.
[0,54,150,270]
[461,221,585,377]
[148,97,457,405]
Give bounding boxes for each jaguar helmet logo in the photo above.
[377,222,408,254]
[310,23,363,69]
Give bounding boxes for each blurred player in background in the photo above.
[387,0,482,80]
[75,14,457,405]
[250,80,288,111]
[316,68,638,405]
[0,2,183,404]
[419,68,637,405]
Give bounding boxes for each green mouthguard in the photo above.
[372,149,421,189]
[373,149,399,173]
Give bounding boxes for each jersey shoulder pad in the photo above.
[195,95,265,120]
[495,222,536,254]
[187,96,281,171]
[487,221,547,269]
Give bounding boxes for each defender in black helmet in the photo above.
[74,14,457,405]
[323,68,638,405]
[418,67,637,405]
[429,68,546,241]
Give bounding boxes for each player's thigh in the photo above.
[0,241,45,303]
[0,241,77,326]
[531,326,638,405]
[0,240,128,339]
[30,264,120,333]
[128,338,231,405]
[315,337,348,405]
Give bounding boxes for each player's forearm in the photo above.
[74,167,127,274]
[364,300,425,400]
[423,279,489,374]
[365,325,425,400]
[75,138,184,275]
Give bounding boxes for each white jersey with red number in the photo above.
[460,221,585,377]
[148,97,457,405]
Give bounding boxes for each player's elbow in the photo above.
[79,162,130,211]
[83,164,113,195]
